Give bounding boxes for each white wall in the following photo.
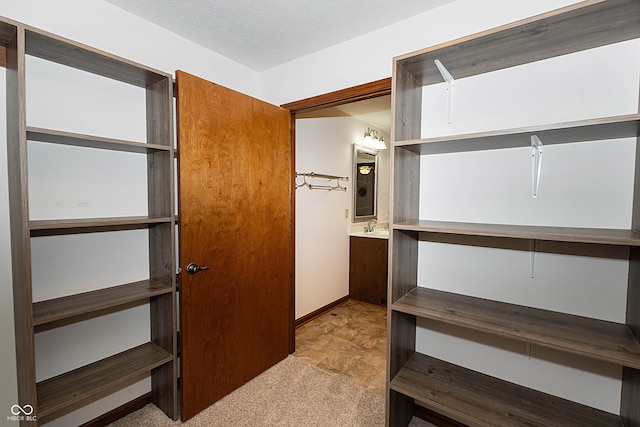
[260,0,580,105]
[0,0,260,98]
[295,116,357,318]
[374,134,390,224]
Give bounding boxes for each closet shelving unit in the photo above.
[4,18,177,424]
[387,0,640,426]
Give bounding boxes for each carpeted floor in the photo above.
[108,356,433,426]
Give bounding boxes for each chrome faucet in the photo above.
[364,220,375,233]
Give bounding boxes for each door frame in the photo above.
[281,77,391,352]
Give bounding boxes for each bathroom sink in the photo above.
[350,229,389,239]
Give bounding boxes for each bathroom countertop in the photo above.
[349,230,389,239]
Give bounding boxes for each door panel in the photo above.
[176,71,292,421]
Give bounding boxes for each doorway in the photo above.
[284,81,391,315]
[282,79,391,389]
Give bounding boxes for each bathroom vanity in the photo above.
[348,231,388,306]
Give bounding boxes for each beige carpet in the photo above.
[108,356,433,426]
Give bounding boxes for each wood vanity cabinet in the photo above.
[349,236,388,306]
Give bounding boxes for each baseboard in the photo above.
[79,392,152,427]
[295,295,350,328]
[413,403,466,427]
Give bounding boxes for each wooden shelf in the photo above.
[0,20,16,45]
[388,1,640,425]
[27,127,171,153]
[25,28,168,88]
[396,0,640,87]
[36,342,173,420]
[29,216,172,235]
[33,280,172,326]
[393,220,640,246]
[393,287,640,369]
[390,352,621,427]
[395,114,640,154]
[7,18,178,423]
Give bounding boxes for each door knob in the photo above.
[186,263,210,275]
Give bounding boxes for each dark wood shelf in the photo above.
[396,0,640,87]
[36,342,173,420]
[393,220,640,246]
[390,352,622,427]
[393,287,640,369]
[395,114,640,154]
[6,18,179,423]
[25,28,168,88]
[33,280,172,326]
[388,1,640,425]
[29,216,173,235]
[27,127,171,153]
[0,20,16,45]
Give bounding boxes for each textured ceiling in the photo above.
[104,0,453,71]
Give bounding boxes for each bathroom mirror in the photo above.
[353,145,378,222]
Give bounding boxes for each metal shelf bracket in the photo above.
[531,135,543,198]
[435,59,454,124]
[529,239,537,279]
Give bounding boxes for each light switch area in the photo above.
[344,208,349,219]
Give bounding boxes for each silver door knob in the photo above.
[186,263,210,275]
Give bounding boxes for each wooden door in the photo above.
[176,71,293,421]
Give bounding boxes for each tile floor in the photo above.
[293,299,387,395]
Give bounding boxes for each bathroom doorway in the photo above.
[282,79,391,328]
[282,80,391,389]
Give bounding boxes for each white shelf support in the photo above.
[531,135,543,198]
[529,239,537,279]
[434,59,454,124]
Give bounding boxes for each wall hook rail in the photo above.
[295,172,349,192]
[531,135,543,198]
[435,59,455,124]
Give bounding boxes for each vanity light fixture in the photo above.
[358,165,373,175]
[361,127,387,150]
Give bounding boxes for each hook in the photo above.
[295,174,307,189]
[333,179,347,192]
